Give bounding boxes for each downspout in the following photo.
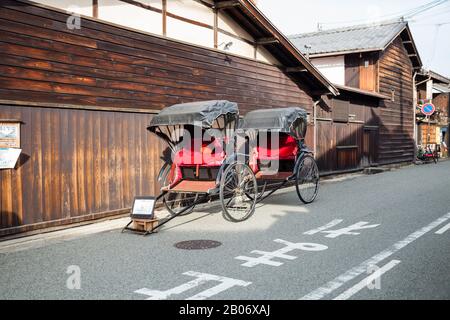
[313,99,320,158]
[412,71,418,161]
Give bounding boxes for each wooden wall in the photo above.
[0,0,314,114]
[315,94,380,173]
[433,92,449,121]
[0,104,163,236]
[378,37,415,164]
[0,1,315,235]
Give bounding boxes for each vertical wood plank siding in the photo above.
[378,37,415,164]
[0,1,315,235]
[0,105,162,235]
[315,94,380,173]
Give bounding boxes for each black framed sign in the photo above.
[131,196,156,220]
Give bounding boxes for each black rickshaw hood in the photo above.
[240,107,308,140]
[148,100,239,131]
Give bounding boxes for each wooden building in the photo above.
[0,0,338,236]
[289,21,422,173]
[415,69,450,157]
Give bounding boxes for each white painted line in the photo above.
[303,219,344,235]
[251,250,297,261]
[333,260,401,300]
[235,239,328,268]
[186,277,251,300]
[435,222,450,235]
[321,221,380,238]
[300,212,450,300]
[135,271,251,300]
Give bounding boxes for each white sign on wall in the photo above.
[0,148,22,169]
[0,122,20,148]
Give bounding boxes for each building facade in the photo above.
[0,0,337,236]
[290,21,422,173]
[416,70,450,157]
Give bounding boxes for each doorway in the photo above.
[362,127,379,167]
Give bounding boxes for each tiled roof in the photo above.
[289,21,408,56]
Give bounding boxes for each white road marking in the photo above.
[333,260,401,300]
[435,222,450,234]
[300,212,450,300]
[321,221,380,238]
[135,271,251,300]
[303,219,344,235]
[235,239,327,268]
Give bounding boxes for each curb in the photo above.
[0,217,131,254]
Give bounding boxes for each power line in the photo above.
[410,4,450,19]
[403,0,449,18]
[414,21,450,25]
[317,0,449,28]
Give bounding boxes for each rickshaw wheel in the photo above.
[161,166,198,216]
[295,155,319,204]
[163,193,198,216]
[220,162,257,222]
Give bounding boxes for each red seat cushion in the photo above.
[256,134,298,160]
[174,139,225,166]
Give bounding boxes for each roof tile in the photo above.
[289,21,407,55]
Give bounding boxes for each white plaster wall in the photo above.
[256,46,279,65]
[167,0,213,25]
[218,33,254,59]
[167,17,214,48]
[98,0,162,35]
[33,0,93,16]
[311,55,345,85]
[218,12,253,41]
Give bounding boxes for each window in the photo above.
[333,99,350,123]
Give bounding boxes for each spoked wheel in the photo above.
[295,155,319,204]
[220,162,258,222]
[161,165,198,216]
[163,192,199,216]
[245,181,267,203]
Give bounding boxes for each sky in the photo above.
[257,0,450,78]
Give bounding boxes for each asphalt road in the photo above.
[1,161,449,300]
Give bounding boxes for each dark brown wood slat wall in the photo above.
[378,37,415,164]
[0,105,162,236]
[315,93,380,173]
[0,1,314,114]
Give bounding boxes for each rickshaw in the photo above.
[218,107,320,222]
[127,102,318,235]
[143,100,242,232]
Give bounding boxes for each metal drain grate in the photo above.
[174,240,222,250]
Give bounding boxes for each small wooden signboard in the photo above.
[122,196,159,235]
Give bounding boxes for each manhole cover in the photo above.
[174,240,222,250]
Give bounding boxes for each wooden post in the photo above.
[213,8,218,49]
[162,0,167,36]
[93,0,98,18]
